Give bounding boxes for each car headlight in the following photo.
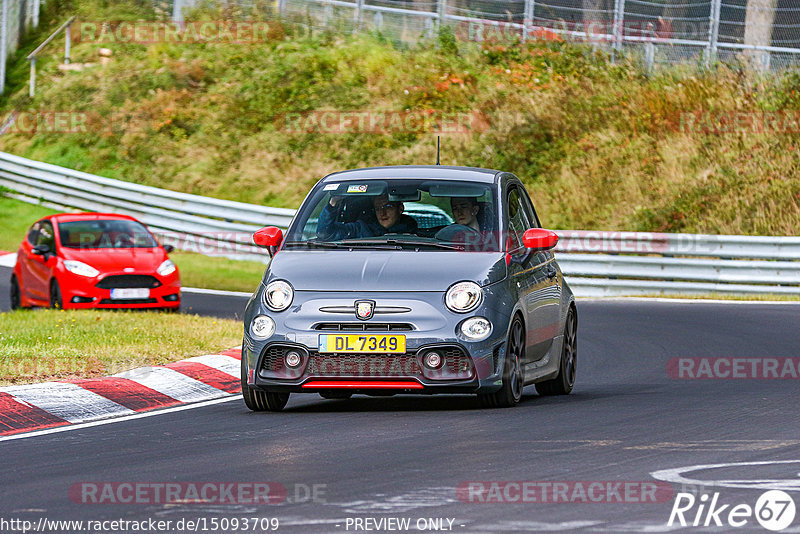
[157,259,176,276]
[251,315,275,339]
[63,260,99,278]
[445,281,482,313]
[460,317,493,341]
[263,280,293,311]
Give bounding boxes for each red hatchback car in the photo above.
[10,213,181,310]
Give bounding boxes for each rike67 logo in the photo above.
[668,490,796,531]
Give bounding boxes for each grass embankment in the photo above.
[0,308,241,385]
[0,196,265,292]
[0,1,798,235]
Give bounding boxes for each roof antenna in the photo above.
[436,136,440,165]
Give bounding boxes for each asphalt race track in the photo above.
[2,267,799,532]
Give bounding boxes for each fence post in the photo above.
[706,0,721,66]
[0,0,6,95]
[353,0,364,33]
[612,0,626,60]
[29,57,35,98]
[436,0,447,32]
[65,23,71,65]
[173,0,184,23]
[523,0,535,42]
[33,0,39,28]
[645,41,655,71]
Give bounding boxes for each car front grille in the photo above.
[96,275,161,289]
[314,323,413,331]
[307,354,422,377]
[259,345,473,380]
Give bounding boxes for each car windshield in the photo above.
[285,179,500,252]
[58,220,159,249]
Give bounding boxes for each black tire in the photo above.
[10,276,21,310]
[478,315,525,408]
[536,307,577,396]
[319,392,353,400]
[240,356,290,412]
[49,280,63,309]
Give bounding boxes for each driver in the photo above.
[317,194,417,240]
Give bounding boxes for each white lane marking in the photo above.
[651,460,800,491]
[0,252,17,267]
[577,296,800,305]
[181,354,240,377]
[0,382,134,423]
[114,367,228,402]
[467,521,602,532]
[182,287,252,297]
[0,396,239,442]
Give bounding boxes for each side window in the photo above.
[37,221,56,250]
[27,222,41,245]
[507,188,532,250]
[519,187,541,229]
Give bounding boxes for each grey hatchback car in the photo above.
[241,166,577,411]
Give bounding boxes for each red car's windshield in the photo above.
[58,220,158,249]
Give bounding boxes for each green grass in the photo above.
[1,3,799,235]
[0,195,265,291]
[171,250,264,293]
[0,308,241,385]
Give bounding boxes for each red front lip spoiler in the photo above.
[301,380,424,390]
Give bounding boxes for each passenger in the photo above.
[317,194,418,240]
[450,197,481,231]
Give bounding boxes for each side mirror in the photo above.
[163,244,175,253]
[32,244,51,256]
[522,228,559,251]
[253,226,283,248]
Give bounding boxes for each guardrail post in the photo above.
[522,0,535,42]
[706,0,721,67]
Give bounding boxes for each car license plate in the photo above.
[318,334,406,354]
[110,288,150,300]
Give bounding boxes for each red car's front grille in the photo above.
[96,275,161,289]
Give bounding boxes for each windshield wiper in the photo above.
[339,239,463,251]
[284,240,399,250]
[283,240,350,249]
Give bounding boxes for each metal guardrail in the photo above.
[1,150,798,297]
[0,151,295,262]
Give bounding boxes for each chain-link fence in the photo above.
[171,0,800,71]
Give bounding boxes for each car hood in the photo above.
[268,250,507,291]
[60,247,166,272]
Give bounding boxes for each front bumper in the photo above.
[243,289,511,394]
[58,270,181,310]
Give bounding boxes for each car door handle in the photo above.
[545,265,557,279]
